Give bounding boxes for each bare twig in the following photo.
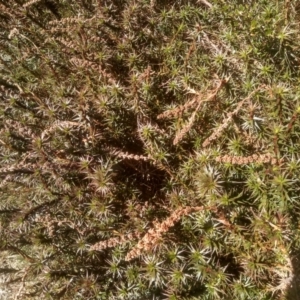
[197,0,213,8]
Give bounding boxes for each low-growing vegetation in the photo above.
[0,0,300,299]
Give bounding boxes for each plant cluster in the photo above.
[0,0,300,299]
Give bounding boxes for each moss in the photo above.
[0,0,299,299]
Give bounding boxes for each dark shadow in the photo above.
[285,251,300,300]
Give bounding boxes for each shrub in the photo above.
[0,0,300,299]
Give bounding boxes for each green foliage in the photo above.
[0,0,300,299]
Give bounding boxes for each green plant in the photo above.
[0,0,300,299]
